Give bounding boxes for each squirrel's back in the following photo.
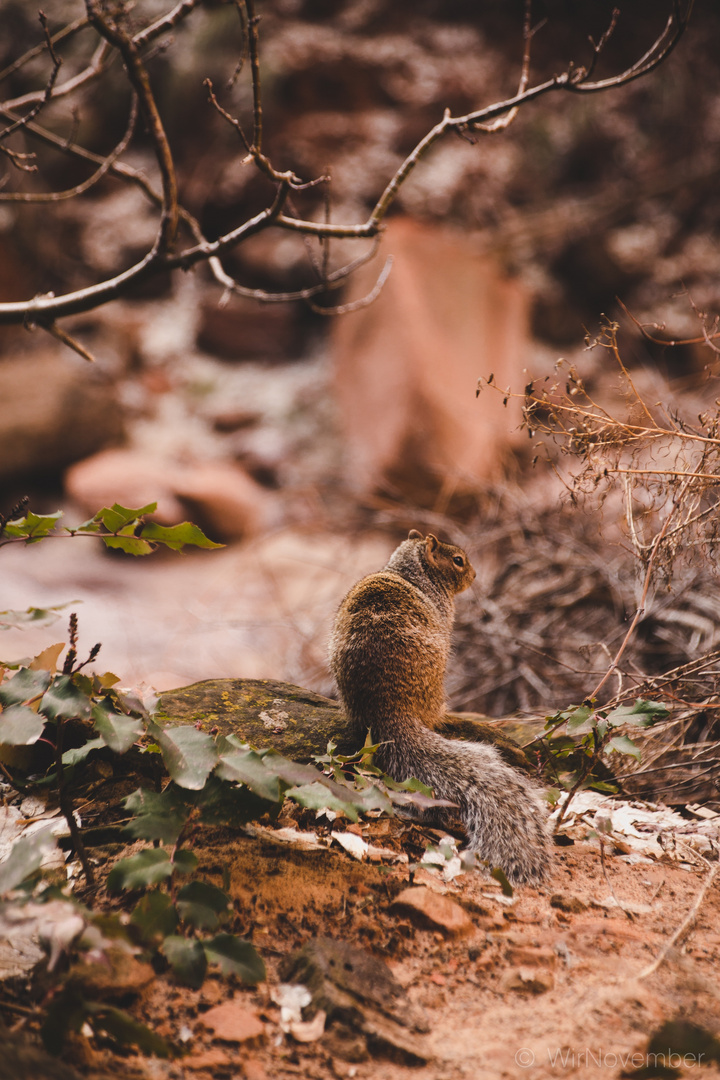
[330,569,450,745]
[329,530,550,885]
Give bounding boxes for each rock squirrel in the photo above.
[329,530,549,885]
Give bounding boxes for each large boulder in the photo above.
[332,217,530,506]
[156,677,534,773]
[0,350,124,485]
[64,450,274,541]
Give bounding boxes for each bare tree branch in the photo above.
[0,14,88,84]
[85,0,178,250]
[132,0,201,51]
[0,0,695,334]
[1,39,111,111]
[0,94,137,202]
[0,11,63,148]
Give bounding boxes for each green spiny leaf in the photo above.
[0,826,58,895]
[107,848,173,892]
[92,701,143,753]
[149,723,219,790]
[93,503,157,532]
[176,881,230,931]
[62,737,104,766]
[0,603,76,630]
[284,781,360,822]
[215,746,282,803]
[2,510,63,541]
[140,521,223,551]
[40,674,93,722]
[86,1002,174,1058]
[605,699,670,728]
[203,934,265,983]
[102,535,155,556]
[0,703,46,745]
[123,787,189,844]
[172,849,199,875]
[606,734,641,761]
[130,890,178,944]
[162,935,207,989]
[0,666,51,706]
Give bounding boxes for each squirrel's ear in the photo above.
[408,529,423,540]
[426,534,439,552]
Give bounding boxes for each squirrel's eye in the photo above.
[452,555,464,568]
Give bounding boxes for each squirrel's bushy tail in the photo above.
[378,724,550,885]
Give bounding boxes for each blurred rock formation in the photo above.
[333,217,529,504]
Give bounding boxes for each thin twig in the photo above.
[0,12,63,147]
[55,712,95,890]
[309,256,394,315]
[636,862,719,980]
[591,475,693,700]
[86,1,178,251]
[0,95,138,203]
[598,832,635,921]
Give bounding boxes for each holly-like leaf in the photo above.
[39,675,93,722]
[203,934,265,983]
[589,780,620,793]
[565,706,595,734]
[284,781,360,822]
[0,703,46,745]
[86,1003,174,1058]
[2,510,63,541]
[140,521,224,551]
[0,666,51,706]
[123,787,189,844]
[130,890,178,943]
[92,503,157,533]
[605,699,670,728]
[93,671,121,691]
[261,751,328,788]
[62,737,104,766]
[148,723,219,790]
[92,701,142,753]
[176,881,230,931]
[215,746,282,803]
[107,849,173,892]
[163,935,208,989]
[172,849,199,875]
[0,826,58,894]
[607,734,642,761]
[102,535,154,556]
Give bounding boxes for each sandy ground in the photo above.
[96,815,720,1080]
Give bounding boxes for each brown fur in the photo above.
[329,530,550,884]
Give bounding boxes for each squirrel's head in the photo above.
[406,529,476,595]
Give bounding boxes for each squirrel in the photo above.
[329,530,549,885]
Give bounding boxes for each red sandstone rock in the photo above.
[332,217,529,505]
[199,1000,266,1045]
[65,449,273,541]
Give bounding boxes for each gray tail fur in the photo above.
[376,724,550,885]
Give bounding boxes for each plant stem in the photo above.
[590,476,692,701]
[55,717,95,889]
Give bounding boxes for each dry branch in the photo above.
[0,0,694,334]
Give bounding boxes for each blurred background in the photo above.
[1,0,719,711]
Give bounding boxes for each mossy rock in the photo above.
[156,679,351,761]
[157,678,535,773]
